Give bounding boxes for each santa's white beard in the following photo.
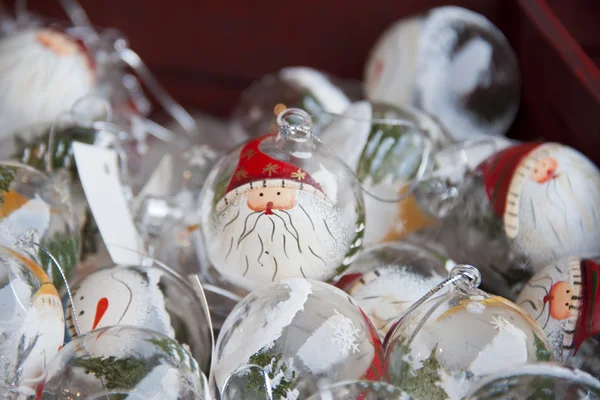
[208,192,352,291]
[514,169,600,269]
[0,29,95,140]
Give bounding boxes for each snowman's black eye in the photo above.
[79,311,85,316]
[80,296,84,300]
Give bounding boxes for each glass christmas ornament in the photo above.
[39,325,206,399]
[516,255,600,363]
[466,363,600,400]
[0,27,96,139]
[319,101,450,246]
[66,256,213,372]
[199,108,365,292]
[0,243,64,398]
[231,66,361,142]
[211,278,383,400]
[364,6,520,140]
[383,265,554,400]
[306,381,408,400]
[0,161,80,289]
[423,142,600,298]
[336,241,451,339]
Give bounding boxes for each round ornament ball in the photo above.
[319,100,450,247]
[231,66,359,142]
[364,6,520,140]
[199,109,365,292]
[337,241,451,338]
[0,162,80,290]
[66,258,213,371]
[0,27,96,139]
[430,142,600,298]
[211,278,383,399]
[39,326,206,399]
[466,363,600,400]
[517,255,600,362]
[383,265,554,400]
[0,244,64,397]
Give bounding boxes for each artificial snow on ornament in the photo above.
[211,278,383,400]
[419,142,600,298]
[66,256,213,372]
[319,100,450,246]
[306,380,408,400]
[364,6,520,140]
[465,363,600,400]
[231,66,360,142]
[0,243,64,398]
[199,108,365,292]
[0,162,80,290]
[0,27,96,139]
[39,326,206,399]
[516,255,600,363]
[337,241,451,338]
[383,264,554,400]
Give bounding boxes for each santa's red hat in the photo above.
[572,258,600,353]
[217,134,327,211]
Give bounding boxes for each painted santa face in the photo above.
[531,157,558,183]
[201,133,362,291]
[545,281,574,320]
[0,247,64,394]
[0,28,95,139]
[517,256,600,362]
[480,143,600,270]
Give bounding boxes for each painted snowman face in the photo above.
[68,267,174,339]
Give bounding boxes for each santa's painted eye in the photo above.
[259,193,263,197]
[566,290,570,293]
[277,192,281,195]
[565,303,569,306]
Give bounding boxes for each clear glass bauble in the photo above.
[319,101,450,246]
[432,142,600,299]
[39,326,207,399]
[337,241,451,338]
[0,161,80,290]
[466,363,600,400]
[211,279,383,399]
[364,6,520,140]
[306,381,408,400]
[383,269,554,400]
[199,109,365,292]
[517,255,600,363]
[231,66,362,142]
[0,244,64,397]
[66,256,213,372]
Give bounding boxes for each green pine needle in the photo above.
[37,235,80,291]
[0,165,16,204]
[245,347,296,400]
[74,356,149,391]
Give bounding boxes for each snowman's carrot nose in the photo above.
[93,297,109,330]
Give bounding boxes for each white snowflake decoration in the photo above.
[184,145,218,168]
[490,315,511,331]
[326,310,361,356]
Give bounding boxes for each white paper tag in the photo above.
[73,142,144,265]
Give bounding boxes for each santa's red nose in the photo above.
[265,201,274,215]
